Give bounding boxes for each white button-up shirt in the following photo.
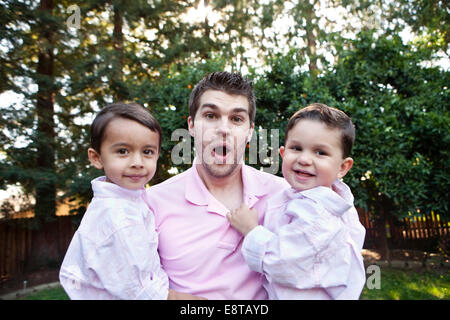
[242,179,366,300]
[59,176,169,300]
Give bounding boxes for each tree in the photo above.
[0,0,78,269]
[324,31,449,258]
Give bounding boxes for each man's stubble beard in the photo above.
[201,149,242,178]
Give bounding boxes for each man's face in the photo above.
[188,89,254,179]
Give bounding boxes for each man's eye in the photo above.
[232,116,244,123]
[205,113,216,119]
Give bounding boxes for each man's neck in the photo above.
[195,163,244,210]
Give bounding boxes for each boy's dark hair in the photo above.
[90,102,162,153]
[188,71,256,125]
[285,103,355,158]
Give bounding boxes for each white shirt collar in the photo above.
[284,179,353,216]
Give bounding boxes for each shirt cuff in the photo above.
[242,225,275,274]
[134,273,169,300]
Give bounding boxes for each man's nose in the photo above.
[216,117,231,136]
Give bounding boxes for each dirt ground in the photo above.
[362,248,449,265]
[1,249,448,297]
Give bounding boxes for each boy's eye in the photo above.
[291,146,302,151]
[117,148,128,155]
[316,150,327,156]
[143,149,154,155]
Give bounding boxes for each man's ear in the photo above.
[188,116,195,137]
[246,122,255,143]
[337,157,353,179]
[279,146,285,158]
[88,148,104,170]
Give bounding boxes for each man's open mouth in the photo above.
[211,144,232,161]
[213,145,230,156]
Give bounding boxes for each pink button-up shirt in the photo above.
[146,163,289,300]
[242,179,366,299]
[59,177,169,300]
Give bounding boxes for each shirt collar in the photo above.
[284,179,353,216]
[185,159,272,211]
[91,176,146,201]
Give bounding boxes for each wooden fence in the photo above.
[0,216,76,279]
[358,209,449,251]
[0,210,449,279]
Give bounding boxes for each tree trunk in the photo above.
[35,0,56,224]
[304,1,318,76]
[377,210,391,262]
[112,3,126,101]
[374,196,393,262]
[26,0,59,272]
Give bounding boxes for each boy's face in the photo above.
[188,89,254,178]
[280,119,353,191]
[88,117,159,190]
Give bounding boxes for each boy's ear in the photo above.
[279,146,285,158]
[88,148,104,170]
[337,157,353,179]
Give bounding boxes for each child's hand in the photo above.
[168,289,207,300]
[227,204,259,236]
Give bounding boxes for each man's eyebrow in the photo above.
[200,104,248,114]
[200,103,219,110]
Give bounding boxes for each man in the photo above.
[147,72,289,299]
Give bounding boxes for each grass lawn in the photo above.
[360,266,450,300]
[20,286,69,300]
[18,267,449,300]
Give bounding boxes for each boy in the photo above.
[227,103,366,299]
[60,103,203,299]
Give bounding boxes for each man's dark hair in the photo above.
[285,103,355,158]
[188,71,256,125]
[90,102,162,153]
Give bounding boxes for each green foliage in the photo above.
[0,0,448,229]
[324,31,449,219]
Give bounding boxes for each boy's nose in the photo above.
[297,152,312,165]
[131,154,144,168]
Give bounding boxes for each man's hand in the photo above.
[227,204,258,236]
[167,289,207,300]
